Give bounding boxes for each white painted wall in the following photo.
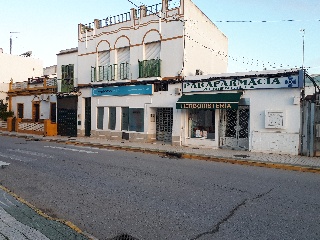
[57,49,78,85]
[183,0,228,76]
[11,94,57,119]
[0,52,43,83]
[244,88,301,155]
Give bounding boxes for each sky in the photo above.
[1,0,319,74]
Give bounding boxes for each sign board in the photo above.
[183,75,301,93]
[92,84,153,97]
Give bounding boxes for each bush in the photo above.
[0,99,14,121]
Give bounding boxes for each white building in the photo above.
[75,0,228,141]
[182,69,304,155]
[0,51,43,83]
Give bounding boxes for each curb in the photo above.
[0,185,94,240]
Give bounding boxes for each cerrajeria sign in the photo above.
[183,75,301,93]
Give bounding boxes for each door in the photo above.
[33,102,40,122]
[156,108,173,142]
[57,96,77,137]
[219,106,249,150]
[85,98,91,137]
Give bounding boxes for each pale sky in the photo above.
[1,0,319,74]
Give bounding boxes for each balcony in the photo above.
[91,63,130,82]
[138,59,161,78]
[9,78,57,94]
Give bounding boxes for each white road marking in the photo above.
[44,146,99,153]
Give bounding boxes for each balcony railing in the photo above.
[61,79,74,93]
[10,78,57,92]
[139,59,161,78]
[91,63,130,82]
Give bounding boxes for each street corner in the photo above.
[0,186,90,240]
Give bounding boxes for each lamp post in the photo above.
[300,29,305,69]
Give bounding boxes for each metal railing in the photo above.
[139,59,161,78]
[91,63,130,82]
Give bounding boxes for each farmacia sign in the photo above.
[183,75,300,93]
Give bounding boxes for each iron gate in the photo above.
[57,96,77,137]
[156,108,173,142]
[219,106,249,150]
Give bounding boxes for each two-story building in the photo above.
[76,0,228,144]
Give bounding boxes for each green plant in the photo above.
[0,99,13,121]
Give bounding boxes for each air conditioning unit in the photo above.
[175,88,181,95]
[195,69,203,75]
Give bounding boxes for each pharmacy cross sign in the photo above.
[183,75,301,93]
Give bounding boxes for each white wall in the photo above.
[0,53,43,83]
[57,50,78,84]
[11,94,57,119]
[245,88,301,155]
[183,0,228,76]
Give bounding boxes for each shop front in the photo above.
[176,92,244,148]
[180,70,304,154]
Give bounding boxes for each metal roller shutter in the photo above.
[117,47,130,64]
[145,41,161,60]
[98,50,110,66]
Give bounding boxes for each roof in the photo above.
[57,47,78,55]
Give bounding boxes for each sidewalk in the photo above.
[0,186,90,240]
[1,131,320,173]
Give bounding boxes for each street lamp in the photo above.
[300,29,305,69]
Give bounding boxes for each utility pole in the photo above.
[10,32,20,54]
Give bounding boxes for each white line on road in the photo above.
[44,146,99,154]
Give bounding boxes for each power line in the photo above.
[125,0,310,71]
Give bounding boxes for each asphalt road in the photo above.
[0,135,319,240]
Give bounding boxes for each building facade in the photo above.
[75,0,228,143]
[182,70,304,155]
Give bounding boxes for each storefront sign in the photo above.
[92,84,153,96]
[177,103,238,109]
[183,75,301,93]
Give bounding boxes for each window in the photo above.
[129,108,144,132]
[121,107,129,131]
[17,103,24,118]
[97,107,104,129]
[154,81,168,92]
[108,107,116,130]
[117,47,130,80]
[98,50,110,66]
[145,41,160,60]
[61,64,74,80]
[188,109,215,139]
[50,103,56,123]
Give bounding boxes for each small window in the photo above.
[17,103,24,118]
[97,107,104,129]
[50,103,56,123]
[108,107,116,130]
[121,107,129,131]
[154,81,168,92]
